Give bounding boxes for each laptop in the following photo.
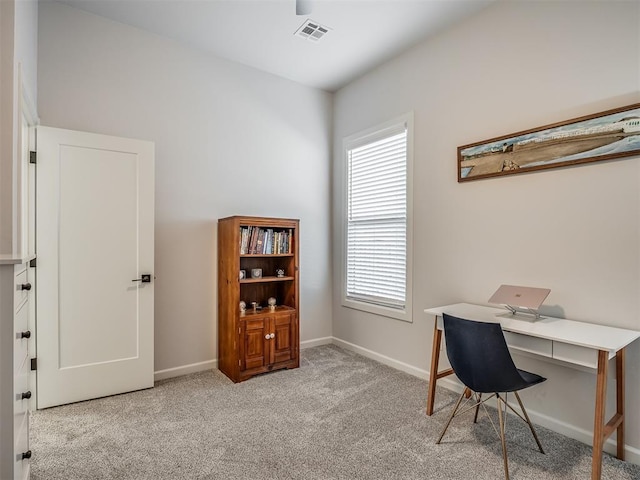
[488,284,550,318]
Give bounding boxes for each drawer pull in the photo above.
[20,283,32,291]
[21,391,32,400]
[20,330,31,339]
[21,451,32,460]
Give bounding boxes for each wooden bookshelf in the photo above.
[217,216,299,382]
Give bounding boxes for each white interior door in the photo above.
[36,126,154,409]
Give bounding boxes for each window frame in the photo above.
[341,112,414,322]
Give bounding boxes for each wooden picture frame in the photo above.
[458,103,640,182]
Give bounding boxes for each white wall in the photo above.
[38,2,333,373]
[0,0,37,254]
[0,0,15,253]
[333,0,640,460]
[14,0,37,106]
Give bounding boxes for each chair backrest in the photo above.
[442,313,528,393]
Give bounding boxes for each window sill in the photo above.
[342,297,413,323]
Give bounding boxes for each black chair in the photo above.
[436,313,546,480]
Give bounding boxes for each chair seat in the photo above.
[517,369,546,388]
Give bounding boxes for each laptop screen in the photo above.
[488,284,550,310]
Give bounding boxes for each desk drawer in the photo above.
[553,342,600,369]
[504,331,552,358]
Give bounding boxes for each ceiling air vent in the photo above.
[294,20,330,42]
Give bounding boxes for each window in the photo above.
[343,113,413,322]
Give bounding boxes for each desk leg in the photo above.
[615,348,625,460]
[426,320,442,416]
[591,348,627,480]
[592,349,608,480]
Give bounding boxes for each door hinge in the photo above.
[30,358,37,371]
[29,151,37,164]
[29,257,37,268]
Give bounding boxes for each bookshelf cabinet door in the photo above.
[273,312,296,364]
[242,318,269,370]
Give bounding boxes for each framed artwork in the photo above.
[458,103,640,182]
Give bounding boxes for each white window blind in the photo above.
[346,123,407,310]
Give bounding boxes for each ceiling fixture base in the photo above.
[295,0,313,16]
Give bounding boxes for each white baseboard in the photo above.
[154,359,217,382]
[301,336,333,349]
[330,336,640,467]
[332,337,431,380]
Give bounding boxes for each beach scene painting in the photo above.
[458,103,640,182]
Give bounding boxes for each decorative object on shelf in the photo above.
[458,102,640,182]
[239,300,246,313]
[268,297,277,310]
[276,268,285,278]
[239,269,246,280]
[251,268,262,279]
[251,301,258,312]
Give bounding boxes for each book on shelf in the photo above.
[252,227,256,253]
[255,229,263,254]
[239,226,293,255]
[239,226,251,255]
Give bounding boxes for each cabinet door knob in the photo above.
[265,334,270,340]
[21,450,32,460]
[20,330,31,339]
[21,391,32,400]
[20,283,32,291]
[270,333,275,339]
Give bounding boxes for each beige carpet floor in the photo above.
[30,344,640,479]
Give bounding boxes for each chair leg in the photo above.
[474,393,482,423]
[436,390,466,444]
[514,391,545,454]
[497,394,510,480]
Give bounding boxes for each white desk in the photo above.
[424,303,640,480]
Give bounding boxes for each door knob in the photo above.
[131,274,152,283]
[21,451,31,460]
[20,330,31,339]
[20,283,32,291]
[21,391,32,399]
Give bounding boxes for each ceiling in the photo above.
[53,0,494,92]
